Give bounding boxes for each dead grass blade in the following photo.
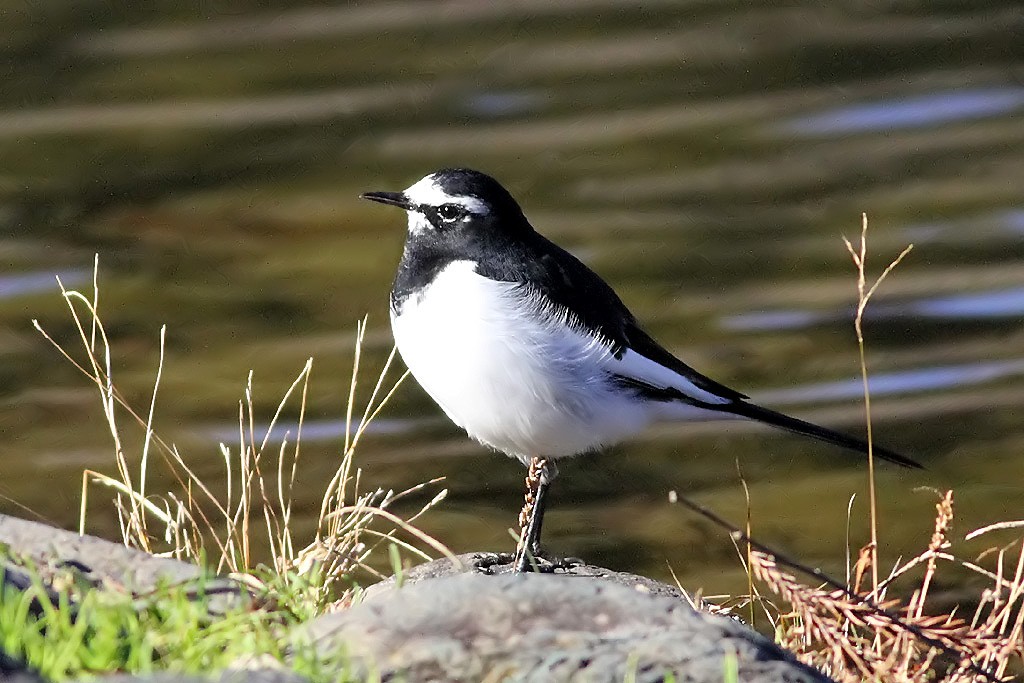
[34,257,450,613]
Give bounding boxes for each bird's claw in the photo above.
[472,550,584,574]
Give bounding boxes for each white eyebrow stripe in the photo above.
[448,196,489,215]
[403,175,490,215]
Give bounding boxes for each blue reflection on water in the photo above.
[723,286,1024,332]
[913,288,1024,318]
[902,208,1024,239]
[1001,209,1024,235]
[462,90,544,118]
[722,309,829,332]
[787,87,1024,134]
[202,416,441,445]
[0,270,91,299]
[760,359,1024,405]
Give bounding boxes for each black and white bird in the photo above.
[362,168,920,572]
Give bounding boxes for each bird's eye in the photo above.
[436,204,465,222]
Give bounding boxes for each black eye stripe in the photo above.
[424,203,467,223]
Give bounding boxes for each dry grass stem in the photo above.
[746,490,1023,682]
[34,259,450,613]
[842,213,914,594]
[694,222,1023,681]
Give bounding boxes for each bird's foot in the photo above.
[471,551,516,573]
[472,550,584,574]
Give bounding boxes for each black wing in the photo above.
[507,234,747,402]
[483,231,921,469]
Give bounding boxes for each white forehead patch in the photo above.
[403,175,490,216]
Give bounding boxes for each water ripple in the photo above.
[723,286,1024,332]
[760,359,1024,404]
[787,87,1024,135]
[0,270,90,299]
[201,416,441,446]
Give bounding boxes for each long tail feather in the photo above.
[721,401,923,469]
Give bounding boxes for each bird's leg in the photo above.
[513,457,542,568]
[517,456,543,531]
[513,456,552,572]
[524,473,550,558]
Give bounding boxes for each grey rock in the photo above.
[0,672,47,683]
[87,669,308,683]
[0,514,201,592]
[363,552,688,602]
[1,647,45,683]
[0,514,250,616]
[304,564,834,682]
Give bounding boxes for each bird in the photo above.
[361,168,921,573]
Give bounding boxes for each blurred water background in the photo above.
[1,1,1023,595]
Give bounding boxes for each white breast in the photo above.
[390,260,655,460]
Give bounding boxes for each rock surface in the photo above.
[362,551,688,602]
[304,553,834,683]
[0,648,45,683]
[0,514,201,592]
[1,518,834,682]
[0,514,249,618]
[0,514,265,683]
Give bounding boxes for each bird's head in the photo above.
[361,168,529,239]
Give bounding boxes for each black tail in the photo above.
[721,400,923,469]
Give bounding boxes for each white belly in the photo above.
[390,260,652,460]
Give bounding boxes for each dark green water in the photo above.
[2,1,1023,594]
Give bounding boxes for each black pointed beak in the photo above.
[360,191,413,210]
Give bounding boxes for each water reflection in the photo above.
[1001,210,1024,235]
[787,87,1024,135]
[461,91,546,119]
[724,287,1024,331]
[0,270,90,299]
[201,416,440,446]
[914,288,1024,318]
[2,1,1023,589]
[759,360,1024,404]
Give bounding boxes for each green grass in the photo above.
[0,563,358,681]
